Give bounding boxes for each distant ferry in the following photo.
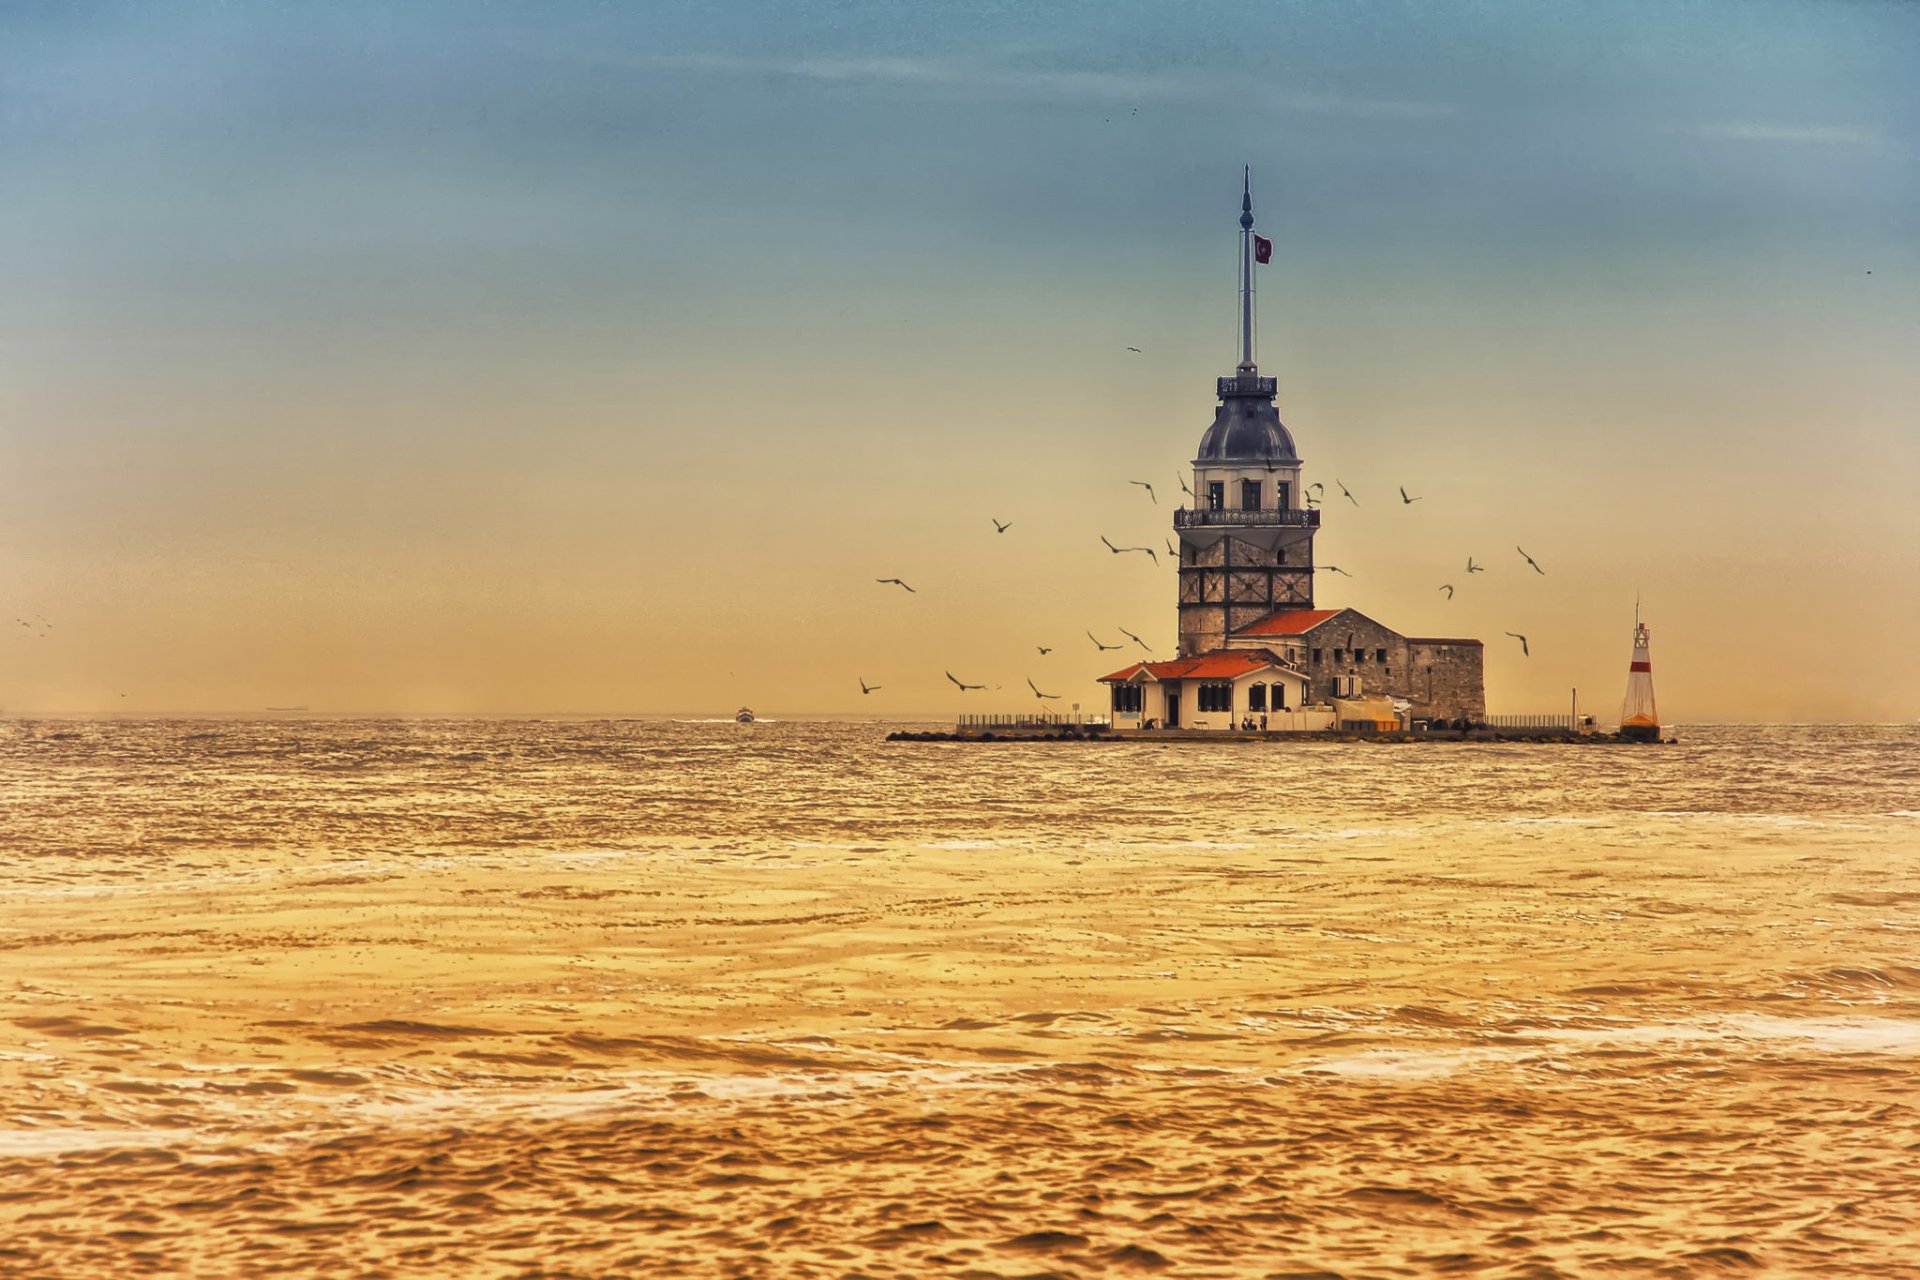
[735,707,755,723]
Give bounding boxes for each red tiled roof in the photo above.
[1099,648,1300,683]
[1232,608,1343,637]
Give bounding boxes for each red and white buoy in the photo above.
[1620,604,1660,742]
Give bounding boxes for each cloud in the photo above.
[1664,120,1882,147]
[641,53,1455,122]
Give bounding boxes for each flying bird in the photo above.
[1466,557,1484,574]
[1087,631,1122,652]
[1308,482,1324,496]
[1026,678,1061,701]
[1516,546,1546,575]
[1100,536,1157,564]
[1439,584,1454,599]
[1336,479,1359,506]
[1129,481,1157,504]
[945,671,985,691]
[992,518,1012,533]
[1036,646,1052,656]
[1117,626,1151,652]
[1126,346,1141,353]
[859,678,881,695]
[1165,538,1177,558]
[1322,565,1353,577]
[1505,632,1530,657]
[1177,473,1193,497]
[876,578,916,592]
[1400,486,1423,504]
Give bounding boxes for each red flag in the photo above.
[1253,234,1272,264]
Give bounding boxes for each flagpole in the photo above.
[1239,166,1255,374]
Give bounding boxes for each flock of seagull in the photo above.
[868,475,1552,698]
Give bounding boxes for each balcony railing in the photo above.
[1173,507,1320,529]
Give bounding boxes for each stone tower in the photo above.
[1175,174,1320,656]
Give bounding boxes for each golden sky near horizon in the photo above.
[2,0,1916,720]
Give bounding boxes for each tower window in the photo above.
[1277,482,1290,510]
[1207,481,1224,512]
[1241,480,1262,511]
[1276,546,1287,565]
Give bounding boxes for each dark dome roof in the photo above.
[1195,388,1299,465]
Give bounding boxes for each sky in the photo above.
[2,0,1916,720]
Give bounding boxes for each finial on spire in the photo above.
[1237,167,1256,372]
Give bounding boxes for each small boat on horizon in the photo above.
[735,707,755,723]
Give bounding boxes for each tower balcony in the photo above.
[1174,507,1320,529]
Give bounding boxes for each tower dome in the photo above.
[1194,387,1300,465]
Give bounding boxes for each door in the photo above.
[1165,685,1181,727]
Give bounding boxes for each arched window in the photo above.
[1247,683,1267,712]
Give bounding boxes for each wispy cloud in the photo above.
[642,53,1455,122]
[1663,120,1882,148]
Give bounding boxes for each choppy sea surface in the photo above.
[3,720,1918,1278]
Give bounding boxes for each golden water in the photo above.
[3,720,1918,1277]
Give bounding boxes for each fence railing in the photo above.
[956,712,1109,730]
[1482,714,1576,730]
[1173,507,1319,529]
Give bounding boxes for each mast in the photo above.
[1238,166,1256,373]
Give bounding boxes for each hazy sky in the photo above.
[3,0,1916,719]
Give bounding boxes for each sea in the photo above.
[2,719,1917,1278]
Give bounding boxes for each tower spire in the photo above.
[1238,166,1256,373]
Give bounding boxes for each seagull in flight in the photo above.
[992,518,1011,534]
[1087,631,1122,652]
[1466,557,1484,574]
[859,678,881,695]
[1036,646,1052,655]
[1165,538,1177,558]
[1336,479,1359,506]
[1439,584,1454,600]
[1117,626,1151,652]
[1516,546,1546,575]
[1322,565,1353,577]
[1177,473,1193,497]
[945,671,985,691]
[1505,632,1530,657]
[1400,486,1423,504]
[1026,678,1061,700]
[1100,536,1157,564]
[1308,482,1324,496]
[1129,480,1157,504]
[1126,346,1141,353]
[876,578,916,592]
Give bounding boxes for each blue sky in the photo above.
[2,1,1916,715]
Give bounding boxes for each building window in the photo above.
[1334,675,1360,698]
[1376,648,1388,662]
[1277,482,1290,510]
[1355,649,1366,663]
[1207,481,1224,512]
[1111,685,1142,714]
[1311,648,1322,664]
[1247,683,1267,712]
[1276,546,1287,565]
[1240,480,1261,511]
[1197,683,1233,713]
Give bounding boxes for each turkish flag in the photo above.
[1253,234,1273,264]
